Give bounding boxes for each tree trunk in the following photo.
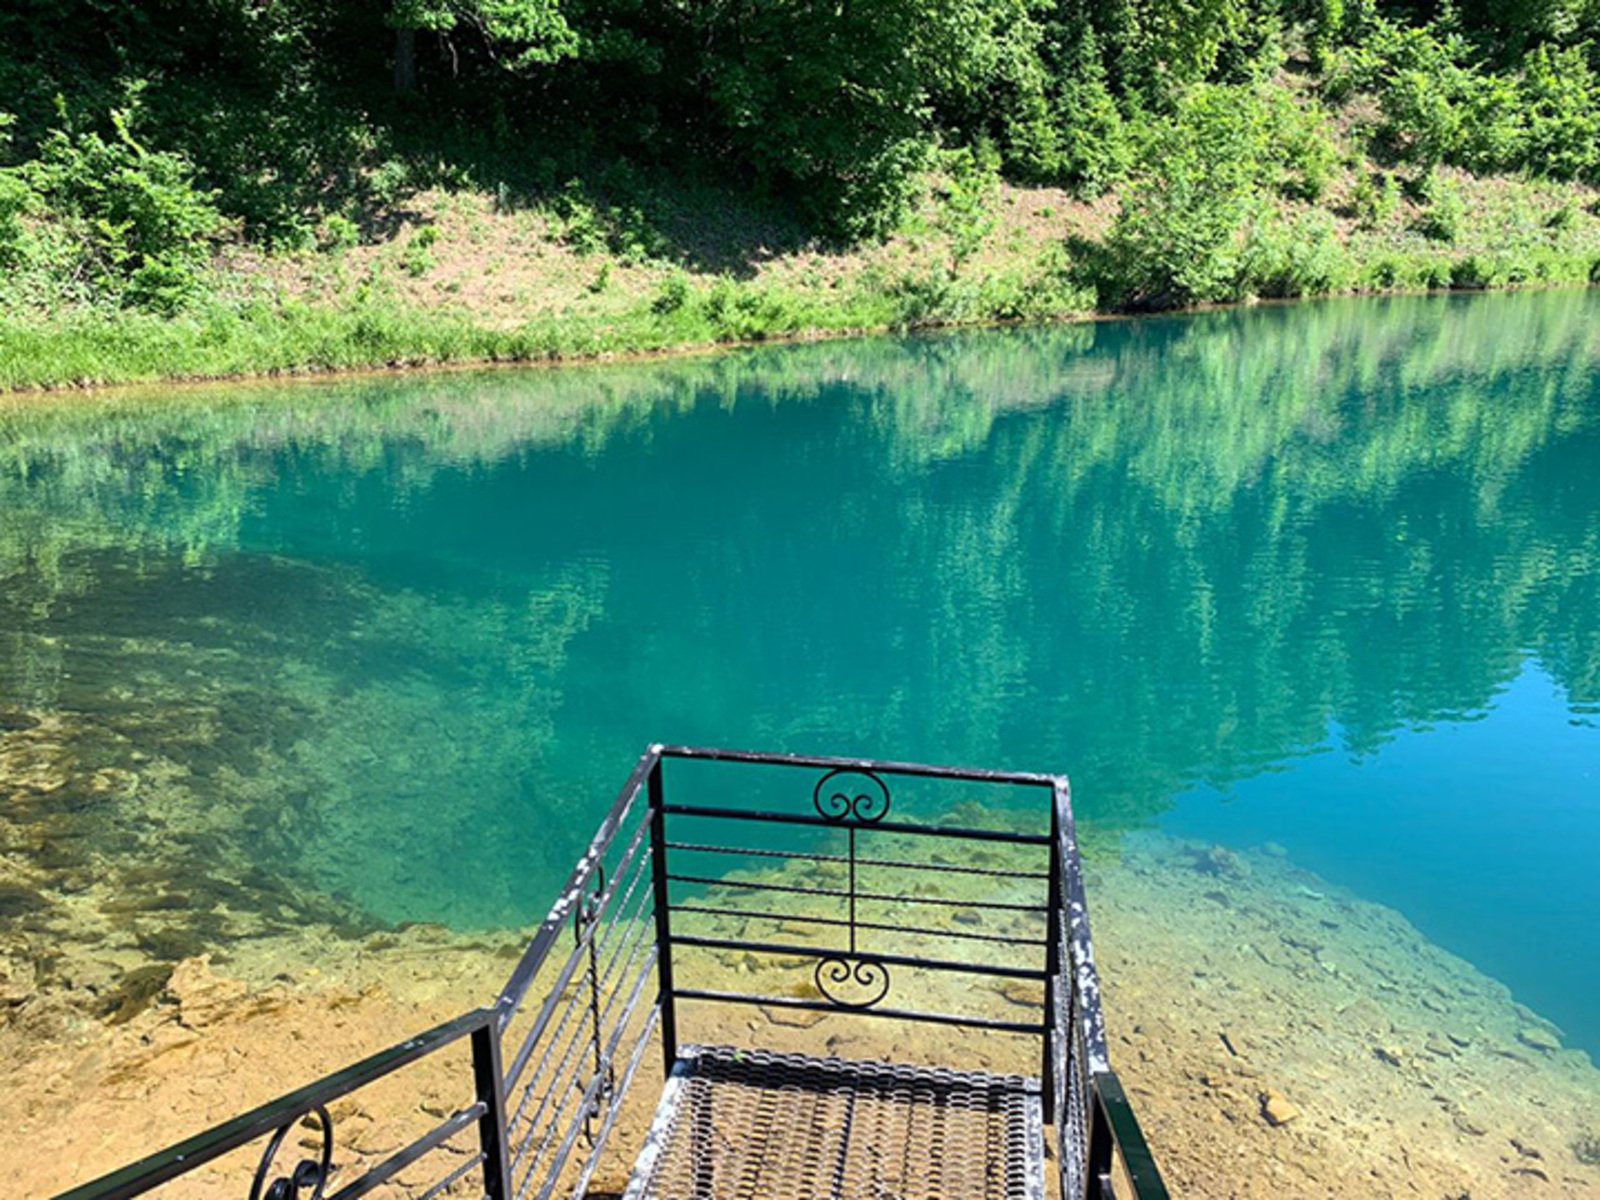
[394,26,417,93]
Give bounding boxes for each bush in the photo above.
[1520,45,1600,182]
[933,146,1000,274]
[1239,209,1352,297]
[1413,175,1466,242]
[1264,92,1340,201]
[1344,17,1600,183]
[319,213,360,250]
[1350,169,1401,228]
[9,104,224,310]
[400,224,438,276]
[550,179,670,262]
[0,168,30,269]
[1093,85,1274,309]
[651,272,692,315]
[368,159,413,208]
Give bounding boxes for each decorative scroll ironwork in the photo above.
[811,768,891,823]
[58,745,1168,1200]
[810,769,893,1006]
[249,1105,331,1200]
[812,954,891,1009]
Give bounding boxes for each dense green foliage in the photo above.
[1,0,1599,379]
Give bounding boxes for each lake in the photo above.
[2,289,1597,1082]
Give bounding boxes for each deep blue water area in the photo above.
[2,290,1596,1057]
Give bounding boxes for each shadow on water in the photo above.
[1,289,1597,1040]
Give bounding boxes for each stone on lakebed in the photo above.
[1260,1089,1301,1127]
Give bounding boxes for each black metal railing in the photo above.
[55,744,1167,1200]
[55,1007,511,1200]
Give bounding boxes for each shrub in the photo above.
[1414,175,1466,242]
[1455,74,1527,173]
[1051,28,1132,197]
[1093,85,1273,309]
[319,213,360,250]
[368,159,413,208]
[1350,170,1401,228]
[1520,45,1600,182]
[1265,93,1340,201]
[1239,210,1352,297]
[0,170,31,269]
[1450,254,1512,289]
[651,272,692,315]
[400,224,438,277]
[934,145,1000,274]
[1342,17,1599,183]
[551,179,670,262]
[15,104,224,310]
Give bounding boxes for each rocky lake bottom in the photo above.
[4,735,1597,1200]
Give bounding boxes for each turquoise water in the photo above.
[1,291,1597,1056]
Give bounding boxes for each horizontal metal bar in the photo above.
[662,802,1052,845]
[507,935,659,1175]
[667,872,1048,913]
[506,914,656,1151]
[664,839,1051,881]
[55,1008,495,1200]
[669,903,1050,947]
[523,1062,611,1200]
[660,745,1060,788]
[563,1004,662,1200]
[671,934,1048,982]
[674,989,1048,1036]
[417,1152,487,1200]
[497,744,661,1026]
[524,955,662,1200]
[503,829,654,1093]
[325,1104,485,1200]
[1094,1070,1172,1199]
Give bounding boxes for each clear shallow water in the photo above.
[1,291,1597,1055]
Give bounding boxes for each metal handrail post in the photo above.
[647,751,678,1074]
[1042,779,1064,1125]
[471,1022,513,1200]
[1086,1088,1115,1200]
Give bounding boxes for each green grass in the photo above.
[0,266,1100,392]
[2,194,1598,394]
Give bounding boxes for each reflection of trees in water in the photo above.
[0,289,1596,929]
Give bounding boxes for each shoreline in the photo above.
[5,831,1597,1198]
[3,278,1596,404]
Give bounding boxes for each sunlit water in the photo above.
[2,291,1597,1059]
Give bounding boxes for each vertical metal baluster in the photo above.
[471,1022,513,1200]
[648,758,678,1074]
[847,826,858,957]
[1043,793,1062,1126]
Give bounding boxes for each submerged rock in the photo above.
[0,953,38,1011]
[0,881,50,920]
[1192,845,1248,879]
[100,963,174,1025]
[165,955,248,1028]
[1516,1026,1561,1053]
[1260,1089,1300,1126]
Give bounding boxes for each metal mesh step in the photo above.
[621,1045,1045,1200]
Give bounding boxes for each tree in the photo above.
[389,0,576,93]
